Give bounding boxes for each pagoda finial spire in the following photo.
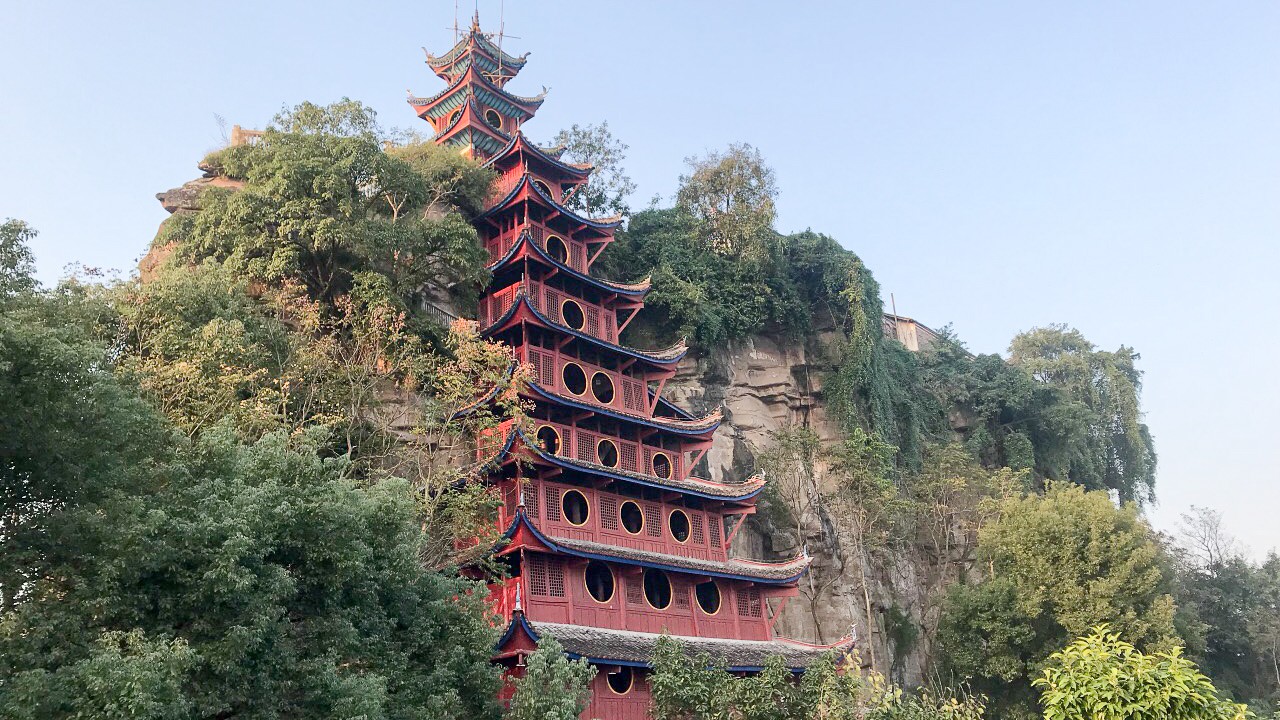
[471,7,481,33]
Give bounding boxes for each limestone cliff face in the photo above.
[668,324,939,686]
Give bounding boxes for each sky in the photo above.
[3,1,1278,558]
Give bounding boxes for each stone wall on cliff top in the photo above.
[667,325,937,686]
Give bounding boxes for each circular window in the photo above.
[484,108,502,130]
[448,109,462,126]
[591,372,615,405]
[606,666,634,695]
[544,235,569,264]
[562,489,589,526]
[620,500,644,535]
[533,179,553,197]
[695,581,722,615]
[585,561,615,603]
[560,299,586,331]
[536,425,561,455]
[561,362,587,396]
[596,438,619,468]
[669,509,690,543]
[643,568,672,610]
[651,452,673,480]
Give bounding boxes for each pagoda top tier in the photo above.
[426,12,528,87]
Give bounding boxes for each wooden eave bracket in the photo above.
[724,507,757,550]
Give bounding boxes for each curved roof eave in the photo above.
[487,232,650,298]
[525,383,719,437]
[503,511,806,584]
[481,295,686,366]
[479,175,623,232]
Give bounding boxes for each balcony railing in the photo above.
[525,419,684,482]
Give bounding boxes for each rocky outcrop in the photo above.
[669,323,939,685]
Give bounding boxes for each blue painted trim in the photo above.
[480,293,686,366]
[488,232,649,299]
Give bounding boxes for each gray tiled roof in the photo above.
[531,621,850,670]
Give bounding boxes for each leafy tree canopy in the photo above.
[551,121,637,218]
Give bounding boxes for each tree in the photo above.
[676,143,778,257]
[0,219,37,299]
[550,122,637,217]
[1034,627,1252,720]
[505,637,596,720]
[939,484,1179,717]
[1009,325,1156,504]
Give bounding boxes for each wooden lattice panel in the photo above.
[600,495,618,530]
[525,483,540,519]
[544,486,561,522]
[737,588,762,618]
[619,442,638,473]
[621,378,646,413]
[626,576,644,605]
[691,512,705,545]
[644,503,662,538]
[671,581,690,610]
[576,431,597,464]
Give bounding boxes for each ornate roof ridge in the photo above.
[409,64,545,116]
[484,133,593,178]
[508,512,809,583]
[426,27,529,73]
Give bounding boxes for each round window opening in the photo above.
[544,235,569,264]
[536,425,561,455]
[562,489,589,526]
[606,666,634,695]
[695,581,722,615]
[484,108,502,129]
[643,568,672,610]
[620,500,644,534]
[561,299,586,331]
[448,109,462,126]
[669,509,691,543]
[597,438,619,468]
[651,452,673,480]
[533,179,553,197]
[591,372,615,405]
[562,362,587,395]
[585,560,615,603]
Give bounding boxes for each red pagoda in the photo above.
[413,17,849,719]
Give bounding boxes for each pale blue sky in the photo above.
[3,1,1277,557]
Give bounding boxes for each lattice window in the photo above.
[526,284,542,313]
[544,486,561,522]
[600,495,618,531]
[529,349,555,387]
[671,581,690,610]
[571,243,587,271]
[528,558,549,596]
[622,379,645,412]
[525,483,540,519]
[644,503,662,538]
[691,513,705,545]
[709,514,722,547]
[620,442,638,473]
[737,588,762,618]
[626,575,644,605]
[545,289,562,323]
[577,432,597,464]
[584,306,600,338]
[546,561,565,598]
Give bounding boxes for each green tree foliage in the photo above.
[1173,508,1280,712]
[1009,324,1156,503]
[649,637,985,720]
[676,143,778,257]
[0,219,37,299]
[0,225,506,719]
[550,121,637,217]
[1034,627,1252,720]
[169,99,489,310]
[938,484,1179,717]
[505,637,596,720]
